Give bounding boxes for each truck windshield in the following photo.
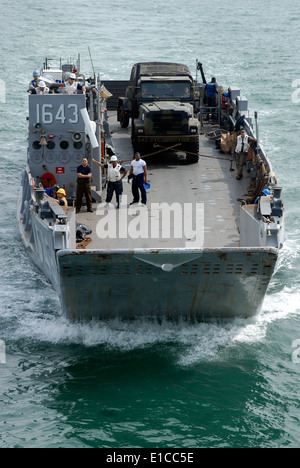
[140,82,191,98]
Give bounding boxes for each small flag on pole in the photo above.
[100,84,113,99]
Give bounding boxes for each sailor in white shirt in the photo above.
[233,128,256,180]
[92,155,127,208]
[35,81,50,95]
[64,73,86,95]
[128,152,148,205]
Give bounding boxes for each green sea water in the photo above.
[1,0,300,448]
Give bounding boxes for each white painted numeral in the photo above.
[68,104,79,123]
[55,104,66,123]
[35,103,79,124]
[42,104,53,124]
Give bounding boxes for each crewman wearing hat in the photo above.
[233,128,256,180]
[65,73,86,95]
[254,189,270,205]
[28,70,41,93]
[92,155,127,208]
[56,188,68,207]
[35,81,50,95]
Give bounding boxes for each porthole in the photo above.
[73,141,83,150]
[33,141,41,150]
[47,141,55,150]
[60,141,69,150]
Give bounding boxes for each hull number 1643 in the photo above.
[36,103,79,125]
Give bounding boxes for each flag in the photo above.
[100,84,113,99]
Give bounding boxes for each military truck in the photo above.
[117,62,200,162]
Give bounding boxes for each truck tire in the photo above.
[185,140,199,164]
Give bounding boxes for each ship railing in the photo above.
[229,101,276,188]
[198,89,222,129]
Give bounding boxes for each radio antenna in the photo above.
[88,46,96,78]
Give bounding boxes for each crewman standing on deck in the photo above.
[128,152,148,205]
[76,157,93,213]
[92,155,127,209]
[206,77,218,107]
[233,128,256,180]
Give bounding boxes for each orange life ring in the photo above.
[41,172,57,188]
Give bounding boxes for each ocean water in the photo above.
[1,0,300,448]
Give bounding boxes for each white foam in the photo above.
[9,311,260,367]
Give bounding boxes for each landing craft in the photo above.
[17,56,284,320]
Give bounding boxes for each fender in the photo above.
[117,96,130,122]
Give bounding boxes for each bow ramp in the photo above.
[57,247,278,320]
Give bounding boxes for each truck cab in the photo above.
[117,62,200,162]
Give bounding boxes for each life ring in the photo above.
[41,172,57,188]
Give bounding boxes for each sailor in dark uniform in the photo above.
[76,158,93,213]
[206,77,218,107]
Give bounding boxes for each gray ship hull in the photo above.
[57,247,278,320]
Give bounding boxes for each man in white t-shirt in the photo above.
[128,152,148,205]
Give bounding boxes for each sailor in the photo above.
[233,128,256,180]
[182,86,190,97]
[64,73,86,95]
[56,188,68,207]
[28,70,41,93]
[206,77,218,107]
[128,152,148,205]
[35,81,50,95]
[76,157,93,213]
[92,155,127,209]
[141,85,149,97]
[254,189,270,205]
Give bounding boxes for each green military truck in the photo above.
[117,62,200,163]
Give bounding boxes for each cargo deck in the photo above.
[76,112,248,250]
